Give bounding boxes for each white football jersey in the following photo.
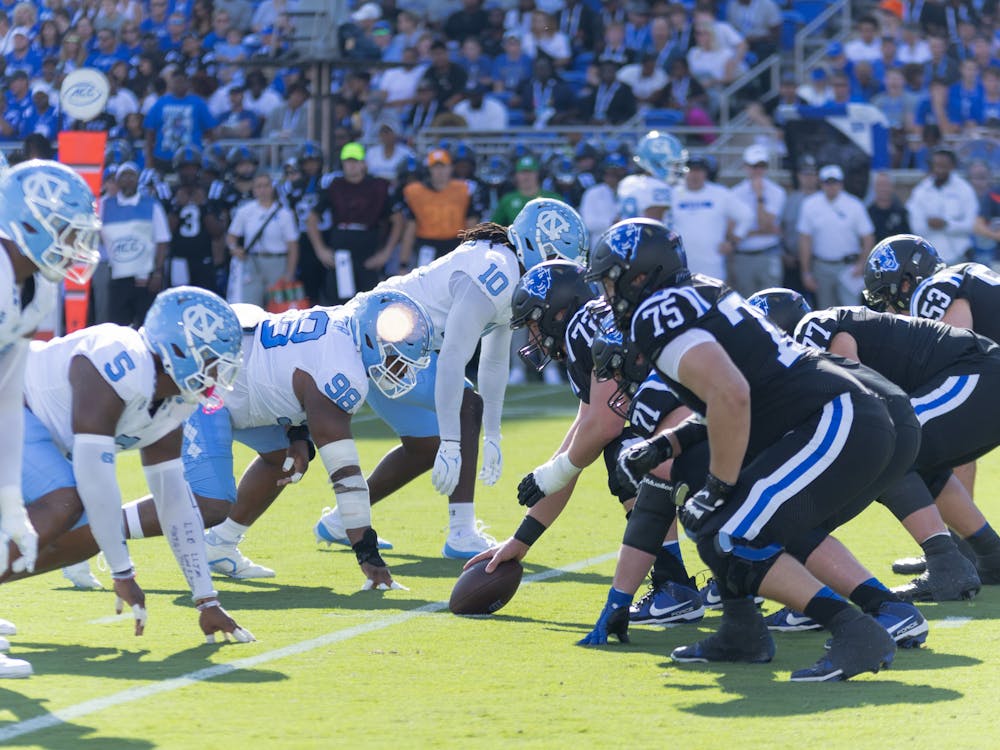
[225,304,369,430]
[376,239,520,350]
[24,324,196,454]
[0,249,58,352]
[617,174,672,223]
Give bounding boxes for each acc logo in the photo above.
[64,81,102,108]
[523,266,552,299]
[607,222,642,260]
[111,237,146,264]
[22,171,70,212]
[869,245,900,274]
[182,304,223,343]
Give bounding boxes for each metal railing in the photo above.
[718,53,783,125]
[794,0,853,80]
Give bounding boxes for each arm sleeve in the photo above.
[478,323,512,438]
[73,433,133,574]
[151,201,171,243]
[143,458,216,601]
[0,343,27,517]
[434,274,502,442]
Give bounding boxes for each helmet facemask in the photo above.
[366,301,432,398]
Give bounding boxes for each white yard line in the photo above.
[0,550,616,742]
[86,613,131,625]
[933,616,972,629]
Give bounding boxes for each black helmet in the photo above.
[591,324,652,417]
[585,218,688,330]
[746,287,812,334]
[227,145,259,169]
[510,259,595,371]
[863,234,944,312]
[172,144,203,170]
[298,140,324,165]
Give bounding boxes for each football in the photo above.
[449,559,524,615]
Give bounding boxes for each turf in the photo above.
[1,384,997,748]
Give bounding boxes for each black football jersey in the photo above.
[910,262,1000,344]
[169,188,214,261]
[630,275,868,454]
[207,178,253,215]
[564,298,610,403]
[794,306,992,393]
[627,372,683,437]
[283,173,333,234]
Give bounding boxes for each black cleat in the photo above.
[671,598,774,664]
[892,549,981,602]
[791,611,895,682]
[892,555,926,576]
[973,551,1000,585]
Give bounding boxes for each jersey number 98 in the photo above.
[325,373,362,412]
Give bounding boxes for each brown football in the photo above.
[449,559,524,615]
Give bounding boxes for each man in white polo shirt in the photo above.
[728,144,786,297]
[798,164,875,308]
[906,148,978,265]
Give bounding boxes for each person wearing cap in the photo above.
[422,40,468,110]
[580,152,628,247]
[144,69,217,173]
[727,144,786,297]
[797,163,875,307]
[304,142,389,303]
[4,26,40,77]
[491,154,563,227]
[906,147,978,264]
[99,162,172,326]
[400,148,479,268]
[20,85,58,139]
[673,153,751,282]
[216,84,259,139]
[263,81,311,143]
[580,56,637,125]
[4,70,31,125]
[492,31,533,94]
[453,81,510,131]
[779,154,820,291]
[365,118,415,183]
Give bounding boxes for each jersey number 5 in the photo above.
[104,351,136,382]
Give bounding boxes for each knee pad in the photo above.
[622,477,677,554]
[784,527,828,564]
[701,535,782,598]
[604,432,640,505]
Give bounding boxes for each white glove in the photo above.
[0,504,38,574]
[432,439,462,496]
[479,435,503,486]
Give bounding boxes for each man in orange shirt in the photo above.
[400,148,479,269]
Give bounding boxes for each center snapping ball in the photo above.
[449,559,523,615]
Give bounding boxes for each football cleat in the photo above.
[891,550,981,602]
[314,506,393,550]
[973,550,1000,585]
[0,636,8,651]
[873,600,929,649]
[0,654,32,679]
[671,598,774,664]
[442,521,497,560]
[892,555,927,575]
[62,561,103,589]
[0,618,15,636]
[764,606,823,632]
[698,577,764,609]
[204,530,275,579]
[792,611,895,682]
[630,580,704,625]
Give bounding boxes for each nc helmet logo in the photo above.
[607,222,642,260]
[537,208,570,244]
[22,172,70,211]
[523,266,552,299]
[869,245,900,274]
[182,304,223,343]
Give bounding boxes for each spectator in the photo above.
[445,0,489,42]
[423,39,468,109]
[94,0,127,34]
[226,172,298,307]
[120,22,143,66]
[376,46,427,109]
[947,58,982,130]
[401,148,478,268]
[216,83,258,138]
[204,8,232,50]
[5,26,39,77]
[513,55,576,127]
[339,1,382,61]
[370,20,395,60]
[21,84,57,138]
[867,171,911,242]
[100,162,170,326]
[365,119,414,182]
[844,14,882,64]
[972,162,1000,264]
[580,57,637,125]
[0,95,19,141]
[823,42,851,79]
[251,0,291,33]
[453,82,510,130]
[491,32,532,94]
[830,71,861,104]
[974,63,1000,123]
[653,57,712,125]
[243,69,283,120]
[598,22,632,64]
[32,20,60,60]
[693,7,748,61]
[871,35,900,84]
[852,61,882,101]
[383,10,424,63]
[580,152,628,248]
[873,68,916,166]
[402,79,440,134]
[623,2,651,53]
[161,13,189,53]
[923,34,959,85]
[798,164,875,308]
[491,155,561,226]
[728,144,785,297]
[645,14,686,71]
[214,0,254,33]
[144,69,216,172]
[523,10,572,68]
[687,19,746,110]
[5,69,30,125]
[457,36,491,88]
[971,34,999,71]
[140,0,171,44]
[912,76,952,135]
[106,71,141,127]
[558,0,602,56]
[673,154,750,283]
[779,155,819,293]
[952,17,978,61]
[504,0,535,38]
[86,27,127,73]
[906,147,978,264]
[263,82,311,141]
[726,0,781,62]
[617,51,669,105]
[898,22,931,64]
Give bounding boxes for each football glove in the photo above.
[678,473,735,533]
[478,434,503,486]
[617,433,673,488]
[0,504,38,574]
[578,587,633,645]
[432,440,462,496]
[517,453,581,507]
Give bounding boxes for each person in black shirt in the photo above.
[444,0,489,42]
[422,40,468,109]
[867,172,911,242]
[282,141,332,303]
[167,146,224,292]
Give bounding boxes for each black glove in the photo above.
[517,473,543,507]
[678,473,735,533]
[617,433,674,488]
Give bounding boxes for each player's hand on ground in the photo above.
[432,439,462,496]
[478,435,503,486]
[198,599,256,644]
[0,504,38,573]
[277,441,311,487]
[578,592,631,646]
[113,576,147,636]
[360,562,408,591]
[464,537,528,574]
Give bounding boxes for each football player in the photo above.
[168,146,225,293]
[0,158,101,677]
[4,287,253,645]
[616,131,687,226]
[284,141,333,304]
[313,200,589,558]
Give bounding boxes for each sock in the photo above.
[448,502,475,534]
[966,523,1000,556]
[920,531,956,557]
[803,586,852,629]
[211,518,250,543]
[651,541,690,587]
[849,577,899,613]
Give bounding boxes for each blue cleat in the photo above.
[764,606,823,632]
[630,580,704,625]
[873,600,929,649]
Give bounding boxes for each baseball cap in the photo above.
[826,41,844,57]
[743,144,769,166]
[351,2,382,22]
[819,164,844,181]
[516,155,540,172]
[11,26,29,38]
[797,154,818,173]
[116,161,139,177]
[340,142,366,161]
[426,148,452,166]
[372,20,391,35]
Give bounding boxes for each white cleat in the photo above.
[0,618,15,636]
[442,521,497,560]
[204,530,275,579]
[63,561,103,589]
[314,506,394,550]
[0,654,32,678]
[0,636,9,651]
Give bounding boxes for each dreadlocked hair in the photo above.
[459,222,513,249]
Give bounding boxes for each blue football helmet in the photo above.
[508,198,589,269]
[173,144,203,170]
[351,289,433,398]
[142,286,243,405]
[297,140,324,164]
[633,131,688,184]
[0,159,101,284]
[746,288,812,334]
[480,155,510,187]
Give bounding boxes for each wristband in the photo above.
[196,598,221,611]
[352,527,387,567]
[112,567,135,580]
[513,515,547,547]
[288,424,316,461]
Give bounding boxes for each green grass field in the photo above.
[2,385,998,749]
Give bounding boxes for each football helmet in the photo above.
[172,144,203,170]
[591,323,652,418]
[746,288,812,334]
[633,131,688,184]
[480,155,510,187]
[510,260,595,371]
[508,198,589,269]
[142,286,243,405]
[104,138,134,168]
[227,145,260,169]
[585,218,688,331]
[297,140,324,165]
[863,234,944,312]
[0,159,101,284]
[352,289,433,398]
